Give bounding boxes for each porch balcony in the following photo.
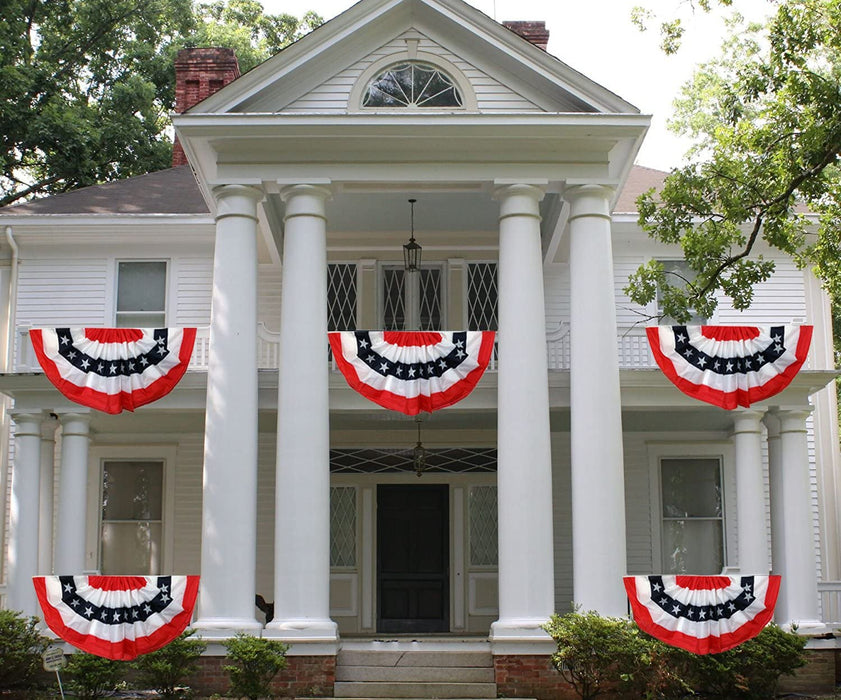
[14,323,656,374]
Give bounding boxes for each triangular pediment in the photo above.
[190,0,638,116]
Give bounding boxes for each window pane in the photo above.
[382,268,405,330]
[363,62,462,108]
[661,458,722,518]
[102,461,163,521]
[662,520,723,574]
[117,262,166,313]
[101,522,162,575]
[469,485,498,566]
[115,312,166,328]
[328,264,358,331]
[418,268,441,330]
[657,259,706,324]
[467,263,498,331]
[330,486,357,567]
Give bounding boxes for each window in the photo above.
[362,62,463,108]
[657,259,707,325]
[328,263,358,331]
[469,485,498,567]
[467,263,498,331]
[381,264,443,331]
[116,261,167,327]
[660,457,724,574]
[330,486,357,568]
[100,460,164,574]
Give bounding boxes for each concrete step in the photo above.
[333,681,497,698]
[336,665,495,683]
[337,650,493,667]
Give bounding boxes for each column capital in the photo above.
[212,184,263,221]
[731,407,766,434]
[563,184,614,221]
[10,411,45,436]
[55,410,92,438]
[280,184,332,221]
[772,406,813,433]
[493,184,545,220]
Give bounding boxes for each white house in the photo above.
[1,0,839,695]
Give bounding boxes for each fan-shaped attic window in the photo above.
[363,62,463,108]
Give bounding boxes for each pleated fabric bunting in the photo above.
[646,325,812,409]
[329,330,496,415]
[33,575,199,660]
[30,328,196,414]
[624,575,781,654]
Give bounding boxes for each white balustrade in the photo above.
[818,581,841,628]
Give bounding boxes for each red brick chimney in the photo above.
[172,47,241,167]
[502,21,550,51]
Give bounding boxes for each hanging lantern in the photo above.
[413,417,427,477]
[403,198,422,272]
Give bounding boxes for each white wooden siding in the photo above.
[17,259,109,327]
[171,434,203,575]
[256,433,277,601]
[623,435,653,575]
[551,432,572,614]
[173,258,213,327]
[257,264,282,332]
[544,265,570,332]
[283,31,542,113]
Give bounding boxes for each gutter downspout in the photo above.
[0,226,18,597]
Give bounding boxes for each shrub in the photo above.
[223,633,288,700]
[0,609,50,690]
[64,651,126,700]
[679,624,807,699]
[544,610,647,699]
[132,629,207,698]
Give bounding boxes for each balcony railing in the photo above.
[14,324,658,373]
[819,581,841,628]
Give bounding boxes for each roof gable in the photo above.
[191,0,638,116]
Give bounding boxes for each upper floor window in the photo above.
[657,259,707,325]
[467,262,498,331]
[328,263,358,331]
[363,62,463,108]
[382,264,443,330]
[116,261,167,327]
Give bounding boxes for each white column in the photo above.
[195,184,263,633]
[54,412,91,574]
[7,412,43,614]
[565,184,627,616]
[732,409,769,574]
[38,416,59,574]
[490,184,555,647]
[769,408,822,629]
[266,184,337,648]
[765,413,784,578]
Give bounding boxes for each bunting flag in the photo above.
[30,328,197,414]
[646,325,812,409]
[33,575,199,660]
[329,331,495,415]
[624,575,781,654]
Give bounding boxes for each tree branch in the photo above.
[0,175,62,207]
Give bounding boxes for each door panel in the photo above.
[377,484,449,633]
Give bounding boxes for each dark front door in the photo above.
[377,484,449,633]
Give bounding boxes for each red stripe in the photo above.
[674,575,732,590]
[87,576,148,591]
[84,328,144,342]
[382,331,443,346]
[700,326,760,341]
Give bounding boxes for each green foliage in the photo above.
[0,0,322,207]
[544,610,649,699]
[223,633,289,700]
[545,610,806,700]
[0,610,50,690]
[631,1,734,53]
[132,629,207,698]
[64,651,127,700]
[626,0,841,323]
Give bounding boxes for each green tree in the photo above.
[625,0,841,324]
[0,0,321,208]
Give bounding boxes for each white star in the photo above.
[68,350,76,359]
[113,611,121,622]
[379,362,389,372]
[60,335,70,345]
[132,609,139,619]
[652,582,662,592]
[713,360,721,370]
[408,367,416,377]
[743,583,752,592]
[699,609,707,619]
[70,598,80,607]
[97,363,104,372]
[140,356,149,366]
[128,361,135,370]
[160,584,169,593]
[698,356,707,367]
[396,366,403,376]
[81,359,90,369]
[671,604,681,614]
[438,359,447,369]
[64,583,73,593]
[143,604,152,614]
[365,355,375,364]
[101,610,108,620]
[745,357,752,367]
[110,364,117,374]
[359,339,369,349]
[456,349,466,359]
[84,607,93,617]
[156,345,165,354]
[688,609,695,618]
[455,339,464,348]
[677,333,687,343]
[728,602,736,611]
[726,361,734,371]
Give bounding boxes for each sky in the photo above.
[259,0,772,171]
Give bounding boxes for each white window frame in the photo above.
[647,441,734,575]
[377,261,447,331]
[86,445,177,574]
[111,259,170,327]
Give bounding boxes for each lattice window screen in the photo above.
[382,267,406,331]
[469,485,498,566]
[467,263,498,331]
[419,267,442,330]
[330,486,357,567]
[330,447,496,473]
[327,264,358,331]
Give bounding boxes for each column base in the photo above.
[489,618,555,655]
[264,618,339,655]
[193,617,263,640]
